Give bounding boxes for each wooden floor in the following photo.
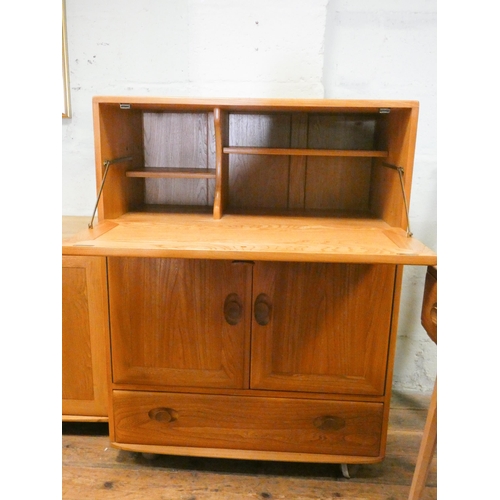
[62,390,436,500]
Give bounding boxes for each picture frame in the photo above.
[62,0,71,118]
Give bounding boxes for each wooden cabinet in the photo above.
[62,254,109,421]
[107,258,395,459]
[62,97,436,464]
[107,258,394,397]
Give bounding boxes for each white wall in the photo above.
[62,0,327,214]
[322,0,437,392]
[62,0,437,393]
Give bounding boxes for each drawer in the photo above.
[113,390,384,457]
[421,265,437,343]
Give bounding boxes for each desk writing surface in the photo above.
[62,213,437,266]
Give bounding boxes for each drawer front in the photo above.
[113,390,384,457]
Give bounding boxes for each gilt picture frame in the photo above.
[62,0,71,118]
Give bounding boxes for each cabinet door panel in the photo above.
[62,256,109,418]
[251,262,396,395]
[108,258,252,389]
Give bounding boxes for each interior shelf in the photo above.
[126,168,216,179]
[223,147,388,158]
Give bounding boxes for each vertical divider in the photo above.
[214,107,229,219]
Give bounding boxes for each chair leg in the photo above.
[408,379,437,500]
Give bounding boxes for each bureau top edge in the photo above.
[92,96,419,113]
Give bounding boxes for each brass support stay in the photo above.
[382,162,413,237]
[88,156,133,229]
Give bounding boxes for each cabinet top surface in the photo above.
[63,214,436,265]
[93,96,419,112]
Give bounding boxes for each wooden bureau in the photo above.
[62,97,436,467]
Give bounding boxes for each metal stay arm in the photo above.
[382,162,413,238]
[88,156,133,229]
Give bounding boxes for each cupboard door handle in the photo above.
[313,415,346,432]
[148,407,178,423]
[224,293,243,325]
[254,293,272,326]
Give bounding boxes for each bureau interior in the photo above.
[225,111,382,214]
[94,103,415,229]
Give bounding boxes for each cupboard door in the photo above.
[108,258,252,389]
[62,256,109,419]
[251,263,396,396]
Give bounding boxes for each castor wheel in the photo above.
[142,452,159,461]
[341,463,351,478]
[340,463,359,478]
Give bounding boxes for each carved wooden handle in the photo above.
[148,407,178,423]
[313,415,346,432]
[254,293,272,326]
[224,293,243,325]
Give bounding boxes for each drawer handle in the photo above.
[254,293,272,326]
[224,293,243,325]
[148,407,178,423]
[314,415,346,432]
